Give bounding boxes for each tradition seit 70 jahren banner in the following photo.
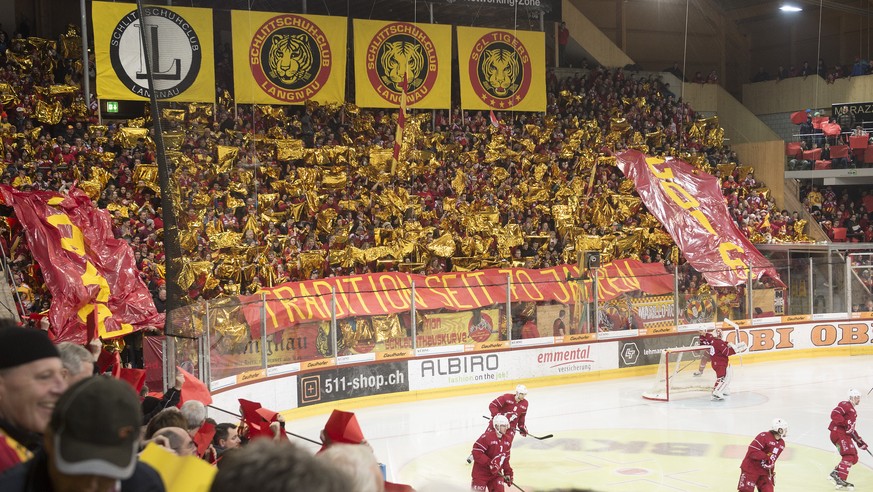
[92,2,215,102]
[232,11,347,105]
[353,19,452,109]
[457,26,545,112]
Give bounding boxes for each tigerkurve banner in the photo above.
[615,150,782,288]
[232,11,347,105]
[456,26,546,112]
[92,2,216,102]
[353,19,452,109]
[0,186,163,342]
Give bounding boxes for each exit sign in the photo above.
[106,101,119,113]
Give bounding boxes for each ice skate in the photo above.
[711,393,724,401]
[692,371,703,376]
[829,470,853,490]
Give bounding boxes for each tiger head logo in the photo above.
[481,48,520,97]
[380,41,425,92]
[268,33,313,87]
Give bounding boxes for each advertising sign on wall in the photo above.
[409,341,619,390]
[297,361,409,407]
[618,333,700,368]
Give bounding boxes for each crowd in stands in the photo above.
[0,321,434,491]
[0,31,807,334]
[751,56,873,84]
[801,185,873,243]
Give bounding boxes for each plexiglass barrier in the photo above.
[162,250,872,389]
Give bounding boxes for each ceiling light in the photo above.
[780,5,803,12]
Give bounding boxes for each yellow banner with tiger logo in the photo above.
[232,11,347,105]
[457,26,545,112]
[92,2,215,102]
[353,19,452,109]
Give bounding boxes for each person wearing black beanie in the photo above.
[0,321,66,474]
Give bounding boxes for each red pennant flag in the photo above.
[790,111,808,124]
[193,421,216,457]
[177,366,212,406]
[393,73,408,161]
[113,366,146,393]
[96,349,120,374]
[822,122,842,137]
[490,110,500,128]
[238,398,276,439]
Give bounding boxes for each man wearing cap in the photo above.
[0,376,164,491]
[0,325,67,474]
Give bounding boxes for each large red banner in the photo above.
[0,186,163,342]
[239,259,674,336]
[615,150,781,287]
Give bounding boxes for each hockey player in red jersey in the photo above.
[489,384,529,442]
[699,328,745,400]
[737,418,788,492]
[828,389,867,491]
[471,414,514,492]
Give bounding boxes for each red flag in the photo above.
[393,73,408,161]
[822,122,842,137]
[177,366,212,405]
[193,421,216,456]
[790,111,808,124]
[616,150,782,287]
[238,398,278,439]
[489,110,500,128]
[113,366,146,393]
[0,186,163,343]
[96,349,120,374]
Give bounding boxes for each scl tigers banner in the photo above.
[232,11,347,105]
[353,19,452,109]
[615,150,783,288]
[92,2,215,102]
[457,26,545,112]
[238,260,674,336]
[0,186,163,343]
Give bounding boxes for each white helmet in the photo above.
[492,414,510,430]
[515,384,528,396]
[771,418,789,438]
[849,388,861,405]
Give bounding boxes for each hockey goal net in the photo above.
[642,345,713,401]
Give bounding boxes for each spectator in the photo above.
[144,408,188,440]
[751,67,770,82]
[212,423,241,459]
[316,443,385,492]
[56,341,96,384]
[141,372,185,425]
[180,400,207,437]
[152,426,198,456]
[210,439,351,492]
[557,22,569,67]
[0,376,164,491]
[0,324,66,474]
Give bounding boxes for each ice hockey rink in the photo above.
[285,354,873,491]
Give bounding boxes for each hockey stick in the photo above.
[500,474,527,492]
[724,318,746,366]
[481,416,553,440]
[208,405,322,445]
